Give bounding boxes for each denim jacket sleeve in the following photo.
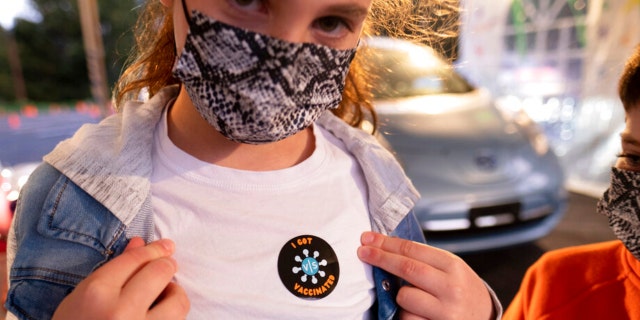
[5,163,130,320]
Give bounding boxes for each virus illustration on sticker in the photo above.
[278,235,339,299]
[292,248,328,284]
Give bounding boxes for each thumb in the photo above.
[124,237,146,251]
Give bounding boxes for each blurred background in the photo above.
[0,0,639,310]
[0,0,137,111]
[458,0,639,197]
[2,0,638,195]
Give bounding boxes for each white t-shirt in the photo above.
[151,109,375,319]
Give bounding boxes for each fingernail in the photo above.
[357,246,371,259]
[361,232,375,245]
[168,257,178,270]
[159,239,175,253]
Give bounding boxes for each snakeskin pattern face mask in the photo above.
[172,5,357,144]
[597,167,640,260]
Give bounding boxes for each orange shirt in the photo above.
[504,240,640,320]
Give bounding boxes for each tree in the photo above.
[0,27,13,103]
[0,0,139,102]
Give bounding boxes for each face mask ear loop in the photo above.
[180,0,193,26]
[176,0,192,92]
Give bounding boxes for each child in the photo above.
[504,45,640,319]
[6,0,500,319]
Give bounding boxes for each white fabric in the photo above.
[151,109,375,319]
[42,85,420,239]
[10,85,421,319]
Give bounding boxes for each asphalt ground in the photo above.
[462,191,615,309]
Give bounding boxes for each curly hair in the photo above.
[619,44,640,111]
[113,0,460,131]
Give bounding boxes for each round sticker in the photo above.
[278,235,339,299]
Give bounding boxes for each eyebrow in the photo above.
[324,3,370,19]
[621,132,640,147]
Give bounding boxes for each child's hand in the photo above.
[357,232,494,320]
[53,237,190,319]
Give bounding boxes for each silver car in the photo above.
[365,37,568,254]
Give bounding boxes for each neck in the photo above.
[166,88,315,171]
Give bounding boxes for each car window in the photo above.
[368,47,475,99]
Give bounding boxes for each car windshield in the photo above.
[368,46,474,100]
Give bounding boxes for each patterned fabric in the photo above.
[597,167,640,260]
[172,9,357,144]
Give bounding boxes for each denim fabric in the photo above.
[6,164,130,319]
[6,163,424,320]
[373,213,426,320]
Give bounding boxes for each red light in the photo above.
[0,193,10,239]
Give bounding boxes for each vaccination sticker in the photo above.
[278,235,339,299]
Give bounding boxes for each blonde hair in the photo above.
[113,0,459,131]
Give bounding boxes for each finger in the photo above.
[360,232,454,271]
[121,257,178,309]
[90,239,175,286]
[148,283,190,320]
[357,238,448,293]
[358,234,450,296]
[397,285,443,319]
[124,237,146,251]
[399,308,428,320]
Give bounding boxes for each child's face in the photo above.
[616,104,640,171]
[163,0,372,52]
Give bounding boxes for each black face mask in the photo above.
[172,0,357,144]
[597,167,640,260]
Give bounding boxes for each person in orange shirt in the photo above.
[504,45,640,319]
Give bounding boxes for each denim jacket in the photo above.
[6,86,500,319]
